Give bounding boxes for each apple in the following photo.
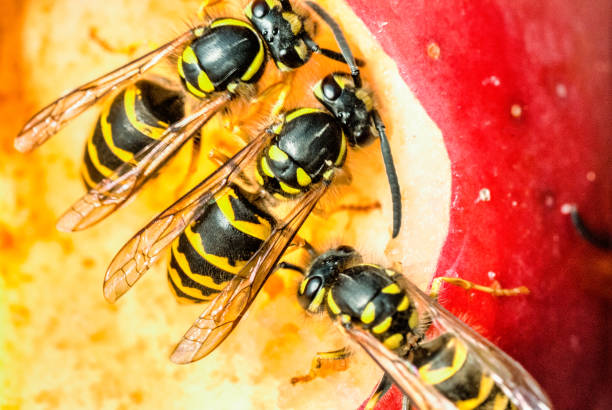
[344,1,612,409]
[2,1,610,409]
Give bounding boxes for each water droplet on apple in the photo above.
[555,83,568,98]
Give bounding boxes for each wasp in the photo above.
[80,78,185,190]
[16,0,399,233]
[101,6,402,364]
[288,245,552,410]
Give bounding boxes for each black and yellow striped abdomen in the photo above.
[255,108,347,199]
[81,80,184,189]
[167,184,275,303]
[412,333,518,410]
[177,18,266,98]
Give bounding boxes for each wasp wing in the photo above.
[102,128,273,303]
[15,28,199,153]
[395,277,553,410]
[56,93,231,232]
[170,184,328,364]
[343,324,456,410]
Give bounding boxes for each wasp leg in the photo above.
[312,169,354,217]
[258,77,293,118]
[276,235,318,264]
[173,135,202,196]
[197,0,226,19]
[218,107,249,146]
[429,277,530,299]
[220,78,293,144]
[333,167,352,186]
[275,261,306,275]
[276,236,317,272]
[205,146,260,193]
[364,373,395,410]
[290,347,352,384]
[288,235,318,259]
[207,146,231,166]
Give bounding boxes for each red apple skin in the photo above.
[345,1,612,409]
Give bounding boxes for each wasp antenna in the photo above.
[372,110,401,238]
[276,261,306,275]
[296,236,319,258]
[315,48,365,67]
[304,0,362,87]
[569,206,611,250]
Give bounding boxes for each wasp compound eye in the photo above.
[252,0,269,18]
[297,276,324,311]
[322,75,342,101]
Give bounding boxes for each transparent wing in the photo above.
[343,325,456,410]
[170,184,328,364]
[14,28,199,153]
[395,276,553,410]
[56,93,231,232]
[102,129,274,303]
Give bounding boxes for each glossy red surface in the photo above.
[347,1,612,408]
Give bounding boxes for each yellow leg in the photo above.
[207,146,231,166]
[333,167,352,186]
[285,235,318,259]
[206,147,262,193]
[221,76,294,142]
[173,136,202,196]
[255,77,293,119]
[430,277,530,299]
[197,0,225,19]
[291,347,351,384]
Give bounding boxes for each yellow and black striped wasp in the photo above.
[101,6,402,364]
[16,0,398,233]
[286,245,552,410]
[79,78,185,191]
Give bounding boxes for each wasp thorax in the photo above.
[315,73,376,147]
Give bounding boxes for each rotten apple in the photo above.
[1,0,610,409]
[345,0,612,409]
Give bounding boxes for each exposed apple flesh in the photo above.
[345,0,612,409]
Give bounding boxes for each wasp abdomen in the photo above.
[81,80,184,189]
[167,184,275,303]
[328,265,420,352]
[412,333,517,409]
[178,19,265,98]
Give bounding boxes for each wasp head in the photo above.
[297,246,361,313]
[314,72,377,147]
[245,0,312,71]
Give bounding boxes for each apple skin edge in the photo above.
[345,1,612,409]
